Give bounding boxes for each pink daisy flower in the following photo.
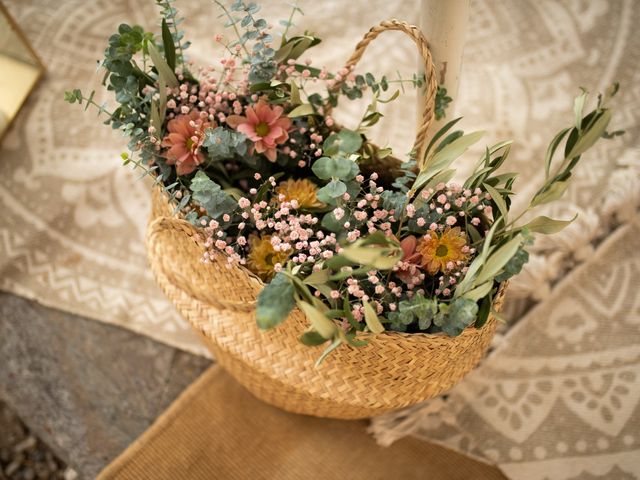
[226,100,292,162]
[161,111,213,175]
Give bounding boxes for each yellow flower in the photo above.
[417,227,469,275]
[275,178,324,209]
[246,235,291,281]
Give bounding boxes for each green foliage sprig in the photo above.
[434,86,452,120]
[216,0,277,84]
[155,0,190,66]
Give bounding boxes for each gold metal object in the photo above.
[0,1,45,143]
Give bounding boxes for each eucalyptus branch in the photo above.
[281,0,301,41]
[214,0,251,58]
[64,90,114,117]
[121,151,163,184]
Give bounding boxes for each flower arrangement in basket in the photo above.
[66,1,622,418]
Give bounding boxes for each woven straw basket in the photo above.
[146,20,505,419]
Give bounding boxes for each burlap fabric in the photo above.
[97,365,506,480]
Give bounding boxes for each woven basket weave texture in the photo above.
[145,21,504,419]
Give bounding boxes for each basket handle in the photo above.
[147,215,258,312]
[324,20,438,159]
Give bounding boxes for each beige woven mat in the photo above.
[0,0,637,355]
[97,365,506,480]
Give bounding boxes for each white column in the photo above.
[418,0,470,136]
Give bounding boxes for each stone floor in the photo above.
[0,400,74,479]
[0,292,212,479]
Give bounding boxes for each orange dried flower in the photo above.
[417,227,469,275]
[275,178,324,209]
[246,235,291,281]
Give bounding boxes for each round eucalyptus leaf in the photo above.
[317,179,347,200]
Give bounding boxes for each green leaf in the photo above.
[324,309,346,319]
[490,171,518,188]
[423,130,485,175]
[344,331,369,347]
[317,179,347,200]
[340,246,388,268]
[566,109,612,159]
[288,275,316,304]
[256,273,295,329]
[363,299,384,334]
[475,295,492,328]
[466,223,482,244]
[573,88,588,132]
[482,182,509,223]
[300,330,327,346]
[303,269,331,285]
[161,18,176,71]
[531,180,569,207]
[414,131,485,193]
[434,131,464,154]
[287,103,315,117]
[361,111,383,127]
[358,230,394,246]
[321,211,344,232]
[479,218,503,263]
[423,117,463,160]
[461,281,493,302]
[297,300,337,339]
[150,98,161,133]
[158,71,167,126]
[323,129,363,155]
[387,312,408,331]
[322,133,340,156]
[454,216,503,298]
[377,89,400,104]
[495,247,529,283]
[274,35,321,63]
[147,42,178,87]
[339,235,403,270]
[64,89,81,104]
[488,140,514,158]
[273,42,294,63]
[380,190,408,215]
[288,79,302,105]
[324,252,355,271]
[203,127,248,160]
[311,156,356,181]
[314,337,342,366]
[184,211,199,225]
[454,258,483,299]
[474,235,523,286]
[189,171,238,217]
[395,294,437,330]
[438,298,479,336]
[521,214,577,234]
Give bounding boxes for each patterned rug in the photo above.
[1,1,638,479]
